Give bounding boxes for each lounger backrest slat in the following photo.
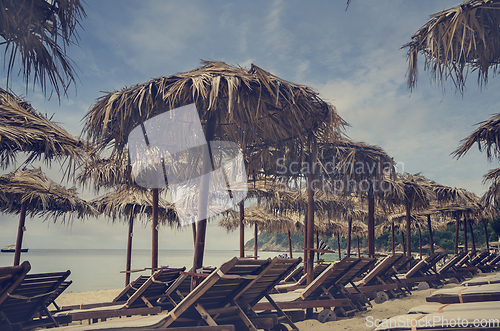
[301,257,363,300]
[0,261,31,306]
[0,270,70,325]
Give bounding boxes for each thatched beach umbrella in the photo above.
[0,0,86,97]
[319,139,398,258]
[0,88,86,172]
[404,0,500,91]
[91,185,178,285]
[436,203,482,254]
[82,60,344,272]
[219,205,300,259]
[0,167,96,265]
[391,173,434,256]
[351,220,368,257]
[319,219,348,261]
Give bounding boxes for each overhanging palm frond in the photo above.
[481,167,500,207]
[454,113,500,159]
[0,0,86,96]
[404,0,500,92]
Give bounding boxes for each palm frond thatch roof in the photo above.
[481,167,500,207]
[434,203,483,221]
[351,220,368,237]
[404,0,500,91]
[219,205,301,234]
[376,211,445,235]
[454,113,500,159]
[82,60,346,176]
[90,185,178,225]
[77,154,133,191]
[0,88,87,171]
[0,167,96,220]
[0,0,86,96]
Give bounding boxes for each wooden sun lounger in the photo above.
[397,254,447,288]
[488,254,500,269]
[462,272,500,286]
[408,300,500,314]
[0,261,31,306]
[374,310,500,331]
[50,257,300,331]
[426,283,500,304]
[0,269,72,330]
[280,265,304,284]
[55,267,186,323]
[434,251,471,281]
[50,315,236,330]
[275,262,330,291]
[354,254,409,299]
[256,257,377,320]
[155,257,302,330]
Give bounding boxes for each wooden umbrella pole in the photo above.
[288,230,293,258]
[427,215,434,255]
[303,212,308,269]
[192,223,197,247]
[239,200,245,258]
[418,227,422,260]
[336,231,341,261]
[357,236,361,257]
[254,223,258,259]
[464,218,468,252]
[126,212,134,286]
[193,117,216,272]
[367,184,375,258]
[306,171,315,285]
[405,199,412,257]
[484,221,490,252]
[391,222,395,255]
[401,230,406,255]
[347,216,352,257]
[455,216,460,254]
[152,188,159,272]
[469,220,476,253]
[13,201,27,266]
[316,230,319,262]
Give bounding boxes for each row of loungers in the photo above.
[2,251,499,330]
[374,273,500,330]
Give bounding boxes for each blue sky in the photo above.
[1,0,500,252]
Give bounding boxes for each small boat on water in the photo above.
[1,244,28,253]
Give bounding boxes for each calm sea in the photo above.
[0,249,325,292]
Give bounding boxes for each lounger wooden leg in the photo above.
[40,305,59,327]
[231,300,258,331]
[194,303,218,326]
[349,281,372,308]
[375,276,398,298]
[393,275,411,296]
[319,285,350,316]
[263,294,299,331]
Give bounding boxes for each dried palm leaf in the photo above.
[404,0,500,91]
[0,88,87,173]
[0,0,86,96]
[82,60,346,177]
[90,185,178,226]
[454,113,500,159]
[0,167,96,220]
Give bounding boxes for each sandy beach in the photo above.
[52,275,481,330]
